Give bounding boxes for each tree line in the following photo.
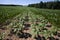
[28,1,60,9]
[0,4,23,6]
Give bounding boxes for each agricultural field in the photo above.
[0,6,60,40]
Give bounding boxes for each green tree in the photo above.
[39,1,43,8]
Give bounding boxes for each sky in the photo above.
[0,0,54,5]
